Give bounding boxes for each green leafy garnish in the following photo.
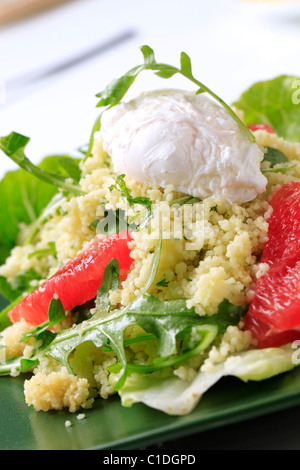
[0,296,67,375]
[262,147,289,167]
[260,146,296,173]
[15,291,245,390]
[27,241,57,260]
[20,296,67,344]
[0,295,23,331]
[86,45,254,159]
[261,165,296,174]
[233,75,300,142]
[156,275,169,288]
[260,146,296,174]
[0,138,84,257]
[24,192,67,245]
[0,132,85,196]
[104,175,202,236]
[0,269,42,331]
[0,269,41,302]
[109,174,152,212]
[55,156,81,183]
[95,258,120,317]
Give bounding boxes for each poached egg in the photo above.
[99,90,267,204]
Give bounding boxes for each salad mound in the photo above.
[0,47,300,415]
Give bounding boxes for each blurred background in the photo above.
[0,0,300,176]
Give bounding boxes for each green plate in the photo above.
[1,294,300,450]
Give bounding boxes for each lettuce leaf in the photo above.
[119,346,297,415]
[0,154,81,266]
[233,75,300,142]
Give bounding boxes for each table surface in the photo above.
[0,0,300,450]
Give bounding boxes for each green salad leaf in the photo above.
[233,75,300,142]
[119,346,296,415]
[262,146,289,167]
[0,132,85,196]
[0,269,41,302]
[86,45,254,159]
[44,294,227,391]
[0,141,83,265]
[0,295,22,331]
[8,291,244,388]
[20,296,67,344]
[109,174,152,212]
[261,146,296,173]
[0,296,67,375]
[95,258,120,316]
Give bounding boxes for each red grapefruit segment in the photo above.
[8,231,133,325]
[244,182,300,347]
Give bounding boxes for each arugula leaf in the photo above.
[262,146,289,167]
[86,45,254,159]
[95,258,120,316]
[0,162,55,264]
[0,269,41,302]
[55,156,81,183]
[0,295,21,331]
[107,175,200,236]
[261,164,296,174]
[0,132,85,196]
[156,276,169,288]
[20,296,66,344]
[27,241,57,260]
[0,273,44,331]
[0,356,30,376]
[23,192,67,246]
[93,174,156,237]
[233,75,300,142]
[34,293,245,391]
[260,146,296,173]
[0,297,66,375]
[109,174,152,211]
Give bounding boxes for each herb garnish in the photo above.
[261,146,296,174]
[27,241,57,260]
[0,132,85,196]
[109,174,152,212]
[86,45,255,160]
